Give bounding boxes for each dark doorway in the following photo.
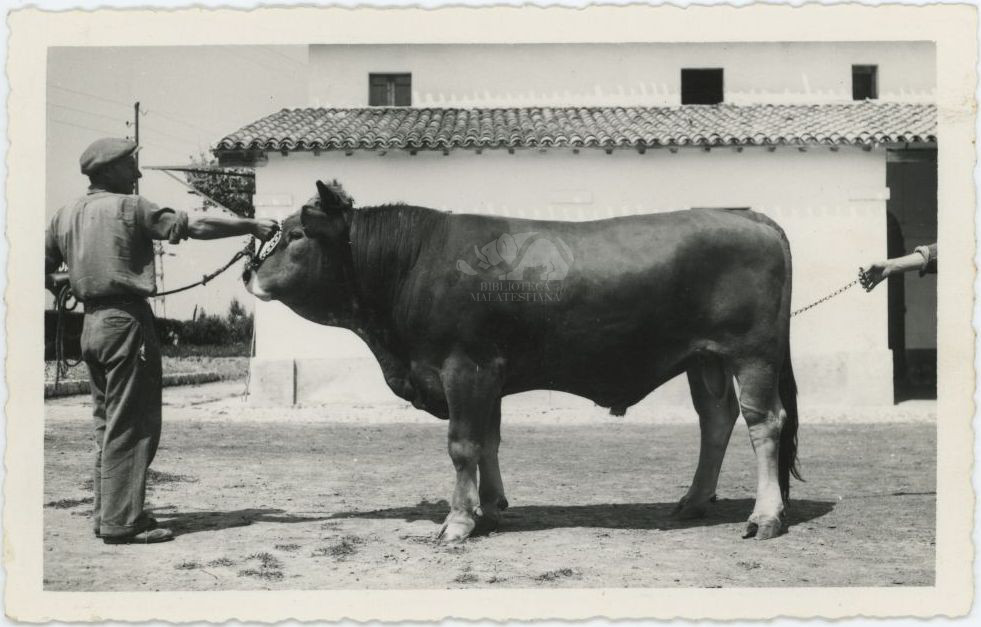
[886,149,937,401]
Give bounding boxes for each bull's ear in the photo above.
[301,203,335,237]
[316,179,353,215]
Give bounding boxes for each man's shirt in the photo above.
[914,243,938,276]
[45,187,189,301]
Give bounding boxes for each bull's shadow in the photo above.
[330,498,835,533]
[148,507,334,537]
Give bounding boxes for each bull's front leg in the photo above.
[437,353,503,544]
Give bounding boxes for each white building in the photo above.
[215,42,937,410]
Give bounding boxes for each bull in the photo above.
[244,180,800,543]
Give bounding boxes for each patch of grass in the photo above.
[486,575,508,584]
[534,568,580,582]
[311,535,366,559]
[148,469,198,484]
[161,343,251,359]
[206,557,235,567]
[174,561,200,570]
[736,561,762,570]
[245,552,283,570]
[237,568,284,581]
[453,567,478,584]
[44,496,93,509]
[274,543,300,552]
[236,552,284,581]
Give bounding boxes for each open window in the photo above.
[852,65,878,100]
[681,68,724,105]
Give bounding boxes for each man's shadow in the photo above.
[329,498,836,533]
[148,507,334,538]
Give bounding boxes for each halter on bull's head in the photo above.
[243,180,356,319]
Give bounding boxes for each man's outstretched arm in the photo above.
[188,214,279,240]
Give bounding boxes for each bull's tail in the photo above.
[778,345,802,504]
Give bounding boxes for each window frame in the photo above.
[368,73,412,107]
[851,65,879,101]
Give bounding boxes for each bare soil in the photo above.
[43,385,935,590]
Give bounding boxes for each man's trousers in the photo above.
[80,299,162,538]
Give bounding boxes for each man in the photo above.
[45,138,278,544]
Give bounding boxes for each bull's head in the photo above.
[243,180,356,321]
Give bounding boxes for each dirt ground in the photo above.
[44,382,936,590]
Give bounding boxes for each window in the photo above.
[852,65,878,100]
[681,69,724,105]
[369,73,411,106]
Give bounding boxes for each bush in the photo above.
[46,299,253,359]
[162,298,253,348]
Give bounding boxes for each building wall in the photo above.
[250,146,892,408]
[307,42,935,107]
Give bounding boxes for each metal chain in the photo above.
[791,278,860,317]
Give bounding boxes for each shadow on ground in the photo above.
[149,508,334,537]
[329,498,836,533]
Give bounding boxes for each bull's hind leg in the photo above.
[735,359,787,540]
[674,354,740,519]
[476,399,509,530]
[436,353,503,544]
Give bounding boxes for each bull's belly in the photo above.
[500,341,692,411]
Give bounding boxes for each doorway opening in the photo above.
[885,148,937,402]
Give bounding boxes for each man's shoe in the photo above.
[103,527,174,545]
[95,516,158,539]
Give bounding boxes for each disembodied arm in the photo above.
[860,243,937,292]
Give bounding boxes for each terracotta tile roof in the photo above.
[215,103,936,153]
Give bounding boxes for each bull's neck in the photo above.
[347,205,446,318]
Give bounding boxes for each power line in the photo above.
[47,102,126,125]
[145,108,222,136]
[50,84,131,109]
[52,84,222,140]
[49,117,121,136]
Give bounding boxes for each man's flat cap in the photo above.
[79,138,139,175]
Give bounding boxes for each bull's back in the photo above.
[405,208,790,400]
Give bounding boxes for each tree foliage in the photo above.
[183,154,256,218]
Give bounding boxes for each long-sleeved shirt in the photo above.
[914,243,938,276]
[45,187,189,301]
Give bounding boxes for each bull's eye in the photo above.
[288,229,304,243]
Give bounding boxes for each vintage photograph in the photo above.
[5,3,976,623]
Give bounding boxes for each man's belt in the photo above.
[83,294,147,309]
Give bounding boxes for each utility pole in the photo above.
[135,100,167,318]
[133,102,140,193]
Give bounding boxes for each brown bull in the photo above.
[244,180,800,543]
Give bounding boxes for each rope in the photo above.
[53,284,82,391]
[51,242,256,385]
[243,320,257,401]
[154,240,253,297]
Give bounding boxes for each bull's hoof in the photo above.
[472,500,507,535]
[743,515,784,540]
[436,511,476,544]
[671,494,716,520]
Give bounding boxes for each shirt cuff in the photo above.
[168,211,189,244]
[914,245,931,276]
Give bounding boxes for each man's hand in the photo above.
[251,219,280,240]
[859,262,890,292]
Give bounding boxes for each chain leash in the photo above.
[790,269,867,318]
